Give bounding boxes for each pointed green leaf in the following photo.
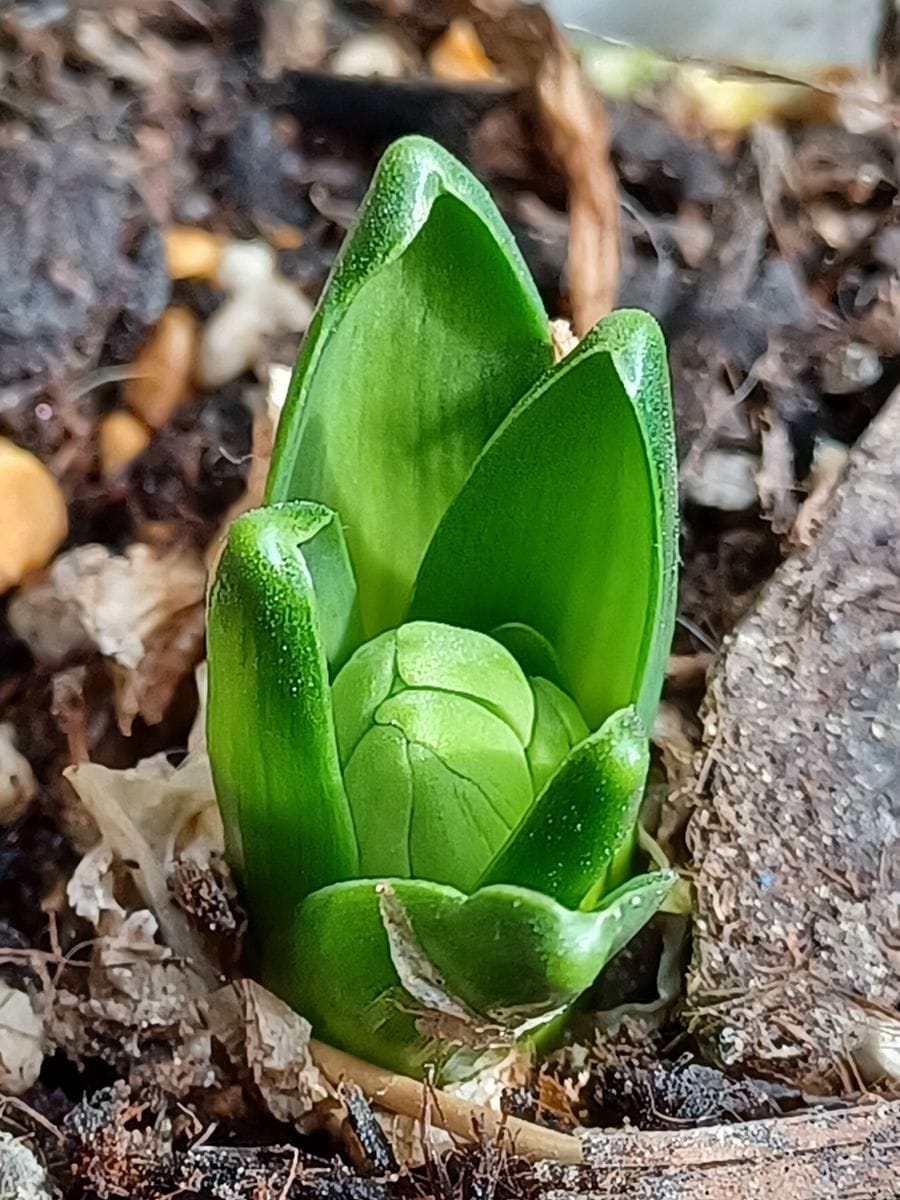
[478,707,649,907]
[410,310,678,731]
[206,502,360,945]
[265,135,553,640]
[282,872,676,1079]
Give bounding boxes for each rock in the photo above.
[683,449,759,512]
[684,389,900,1091]
[99,411,151,479]
[124,305,198,430]
[0,438,68,594]
[0,724,37,826]
[0,136,168,388]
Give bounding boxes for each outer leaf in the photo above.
[265,135,553,640]
[410,309,678,732]
[206,503,359,950]
[285,872,676,1079]
[477,707,648,908]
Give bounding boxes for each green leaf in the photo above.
[410,309,679,732]
[525,677,589,794]
[478,707,649,908]
[283,872,676,1079]
[206,503,360,948]
[265,135,553,640]
[490,622,565,686]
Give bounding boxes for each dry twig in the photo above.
[463,1,620,332]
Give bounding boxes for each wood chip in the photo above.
[540,1100,900,1199]
[429,18,497,83]
[164,226,226,281]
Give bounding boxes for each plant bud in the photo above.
[332,621,587,892]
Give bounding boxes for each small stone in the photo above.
[0,438,68,595]
[820,341,882,395]
[99,411,151,479]
[0,724,36,825]
[330,31,412,79]
[124,305,198,429]
[429,18,497,83]
[164,226,227,281]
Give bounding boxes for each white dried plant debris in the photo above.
[0,1130,52,1200]
[792,436,850,546]
[67,842,125,927]
[550,318,579,362]
[210,981,333,1131]
[6,580,92,666]
[852,1003,900,1083]
[8,542,207,733]
[50,912,215,1097]
[65,751,221,976]
[0,982,44,1095]
[0,723,36,825]
[196,242,313,389]
[188,661,208,754]
[684,448,759,512]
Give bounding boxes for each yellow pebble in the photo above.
[164,226,227,281]
[429,18,496,84]
[124,305,198,430]
[673,67,829,134]
[99,411,151,479]
[0,438,68,595]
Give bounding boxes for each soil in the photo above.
[0,2,898,1197]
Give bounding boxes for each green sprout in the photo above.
[206,136,679,1081]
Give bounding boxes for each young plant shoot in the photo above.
[207,136,679,1081]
